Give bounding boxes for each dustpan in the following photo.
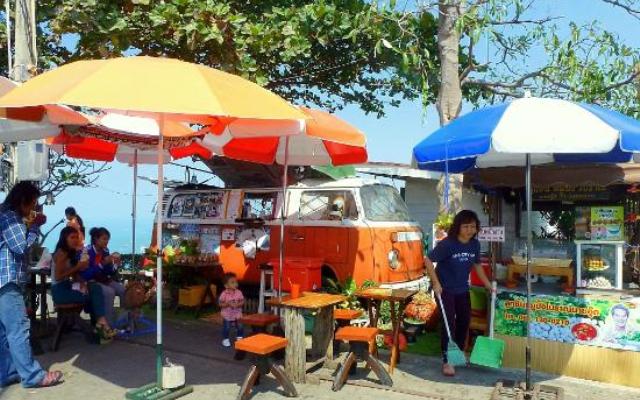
[470,281,505,368]
[436,294,467,367]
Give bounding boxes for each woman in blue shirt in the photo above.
[425,210,492,377]
[81,228,125,325]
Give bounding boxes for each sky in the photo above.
[33,1,640,254]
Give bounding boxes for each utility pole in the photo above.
[6,0,37,187]
[12,0,37,83]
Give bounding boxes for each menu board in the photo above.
[168,192,225,219]
[590,206,624,240]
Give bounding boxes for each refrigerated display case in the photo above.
[575,240,624,292]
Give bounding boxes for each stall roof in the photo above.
[467,163,640,188]
[355,162,442,180]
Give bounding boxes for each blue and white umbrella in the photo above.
[413,97,640,392]
[414,97,640,172]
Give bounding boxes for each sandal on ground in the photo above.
[95,324,117,340]
[442,363,455,377]
[36,371,64,387]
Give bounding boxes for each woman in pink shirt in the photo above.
[219,273,244,347]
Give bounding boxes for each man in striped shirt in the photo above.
[0,182,63,388]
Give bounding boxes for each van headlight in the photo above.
[388,249,400,270]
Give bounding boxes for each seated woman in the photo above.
[51,226,115,340]
[80,227,125,325]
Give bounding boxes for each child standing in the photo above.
[219,273,244,347]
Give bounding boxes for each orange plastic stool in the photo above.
[240,313,280,334]
[332,326,392,391]
[234,334,297,400]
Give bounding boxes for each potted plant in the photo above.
[404,289,439,333]
[434,212,454,243]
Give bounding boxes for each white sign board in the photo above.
[478,226,505,242]
[221,228,236,241]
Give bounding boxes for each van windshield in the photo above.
[360,185,412,222]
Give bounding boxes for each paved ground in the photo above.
[2,314,640,400]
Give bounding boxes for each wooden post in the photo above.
[284,307,306,383]
[311,306,333,360]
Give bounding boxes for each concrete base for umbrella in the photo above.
[125,382,194,400]
[491,380,565,400]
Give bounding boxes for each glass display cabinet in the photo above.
[575,240,624,292]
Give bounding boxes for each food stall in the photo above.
[473,165,640,388]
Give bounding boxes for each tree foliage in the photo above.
[26,0,439,117]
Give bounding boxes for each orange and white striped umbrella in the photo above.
[198,107,367,165]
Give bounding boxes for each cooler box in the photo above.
[470,256,492,286]
[269,257,323,292]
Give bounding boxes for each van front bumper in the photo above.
[379,275,430,291]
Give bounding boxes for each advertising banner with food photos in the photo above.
[495,291,640,351]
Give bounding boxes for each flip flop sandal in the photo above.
[37,371,64,388]
[442,363,456,377]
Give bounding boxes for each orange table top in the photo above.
[267,292,346,310]
[355,287,418,302]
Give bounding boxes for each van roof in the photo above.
[165,177,390,193]
[290,178,382,189]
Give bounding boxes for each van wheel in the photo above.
[321,266,338,291]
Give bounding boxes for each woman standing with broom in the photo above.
[425,210,493,377]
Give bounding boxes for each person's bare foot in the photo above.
[36,371,64,387]
[442,363,455,377]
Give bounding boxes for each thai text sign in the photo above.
[478,226,505,242]
[495,291,640,351]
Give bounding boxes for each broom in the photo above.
[470,281,505,368]
[436,294,467,367]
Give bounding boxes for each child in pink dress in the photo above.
[219,273,244,347]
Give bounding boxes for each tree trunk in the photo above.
[436,0,464,215]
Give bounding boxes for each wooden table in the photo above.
[507,263,574,289]
[268,292,346,383]
[173,263,223,317]
[355,287,418,374]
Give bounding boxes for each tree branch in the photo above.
[463,68,548,88]
[488,16,561,26]
[602,0,640,20]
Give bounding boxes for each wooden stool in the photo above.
[240,313,281,334]
[333,326,392,391]
[234,334,297,400]
[52,303,90,351]
[333,309,363,357]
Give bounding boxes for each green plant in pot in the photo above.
[324,276,376,310]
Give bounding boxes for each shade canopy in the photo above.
[200,107,367,165]
[0,76,89,143]
[413,97,640,172]
[0,56,306,122]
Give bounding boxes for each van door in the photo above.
[297,190,356,272]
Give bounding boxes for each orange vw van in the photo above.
[157,178,427,290]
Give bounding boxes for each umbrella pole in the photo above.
[525,153,533,393]
[132,150,138,269]
[278,136,290,298]
[126,122,193,400]
[156,134,164,387]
